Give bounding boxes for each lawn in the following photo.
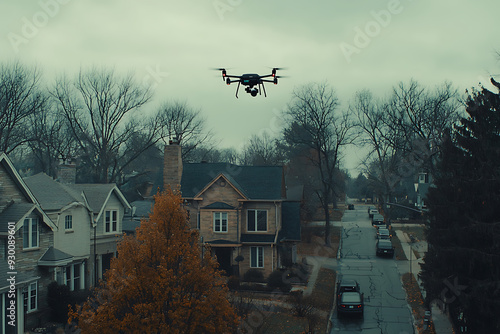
[298,225,341,258]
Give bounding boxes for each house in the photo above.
[24,173,92,291]
[69,183,131,285]
[0,153,56,334]
[163,142,301,278]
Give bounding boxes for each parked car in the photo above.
[376,239,395,257]
[336,279,360,301]
[337,291,364,316]
[372,213,385,227]
[348,204,355,210]
[369,208,378,218]
[377,228,391,239]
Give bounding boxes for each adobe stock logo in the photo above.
[7,0,74,54]
[339,0,414,64]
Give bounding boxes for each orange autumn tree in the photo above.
[70,189,238,333]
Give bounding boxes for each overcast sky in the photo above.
[1,0,499,173]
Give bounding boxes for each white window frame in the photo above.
[23,218,39,249]
[65,215,73,230]
[250,246,264,268]
[105,210,118,233]
[247,209,267,232]
[213,212,228,233]
[24,281,38,313]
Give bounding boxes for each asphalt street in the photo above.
[330,205,415,334]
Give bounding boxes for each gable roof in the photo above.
[71,184,131,222]
[0,153,40,205]
[0,154,56,232]
[24,173,84,211]
[180,163,284,200]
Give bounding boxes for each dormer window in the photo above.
[105,210,118,233]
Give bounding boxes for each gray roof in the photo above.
[38,246,73,265]
[180,163,284,200]
[71,183,118,212]
[24,173,82,211]
[279,201,302,242]
[0,202,36,232]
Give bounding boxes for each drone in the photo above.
[215,67,285,98]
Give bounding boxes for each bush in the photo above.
[47,281,91,323]
[47,281,71,322]
[243,269,265,283]
[267,270,292,293]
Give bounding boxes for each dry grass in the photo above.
[297,225,341,258]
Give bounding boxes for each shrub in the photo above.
[47,281,71,322]
[267,270,292,293]
[243,269,265,283]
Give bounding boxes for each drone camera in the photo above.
[251,88,258,97]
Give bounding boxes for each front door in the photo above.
[214,248,232,276]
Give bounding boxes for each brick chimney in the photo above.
[163,138,183,190]
[58,159,76,184]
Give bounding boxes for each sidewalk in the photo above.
[395,229,455,334]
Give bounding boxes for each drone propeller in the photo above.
[210,67,230,80]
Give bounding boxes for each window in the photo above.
[23,218,38,249]
[65,215,73,230]
[64,263,83,291]
[105,210,118,233]
[419,173,429,184]
[213,212,228,232]
[74,263,81,290]
[23,282,37,313]
[250,246,264,268]
[197,212,200,229]
[247,210,267,232]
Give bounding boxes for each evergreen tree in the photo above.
[69,189,238,333]
[421,79,500,333]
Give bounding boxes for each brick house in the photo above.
[0,153,56,334]
[163,142,301,279]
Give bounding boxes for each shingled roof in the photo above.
[24,173,83,211]
[180,163,284,200]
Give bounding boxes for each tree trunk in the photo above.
[324,202,331,247]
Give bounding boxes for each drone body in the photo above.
[216,68,284,98]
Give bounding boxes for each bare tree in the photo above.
[26,104,79,177]
[157,100,213,161]
[52,67,164,183]
[283,82,356,246]
[352,81,462,215]
[0,62,48,154]
[353,90,398,203]
[240,132,283,166]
